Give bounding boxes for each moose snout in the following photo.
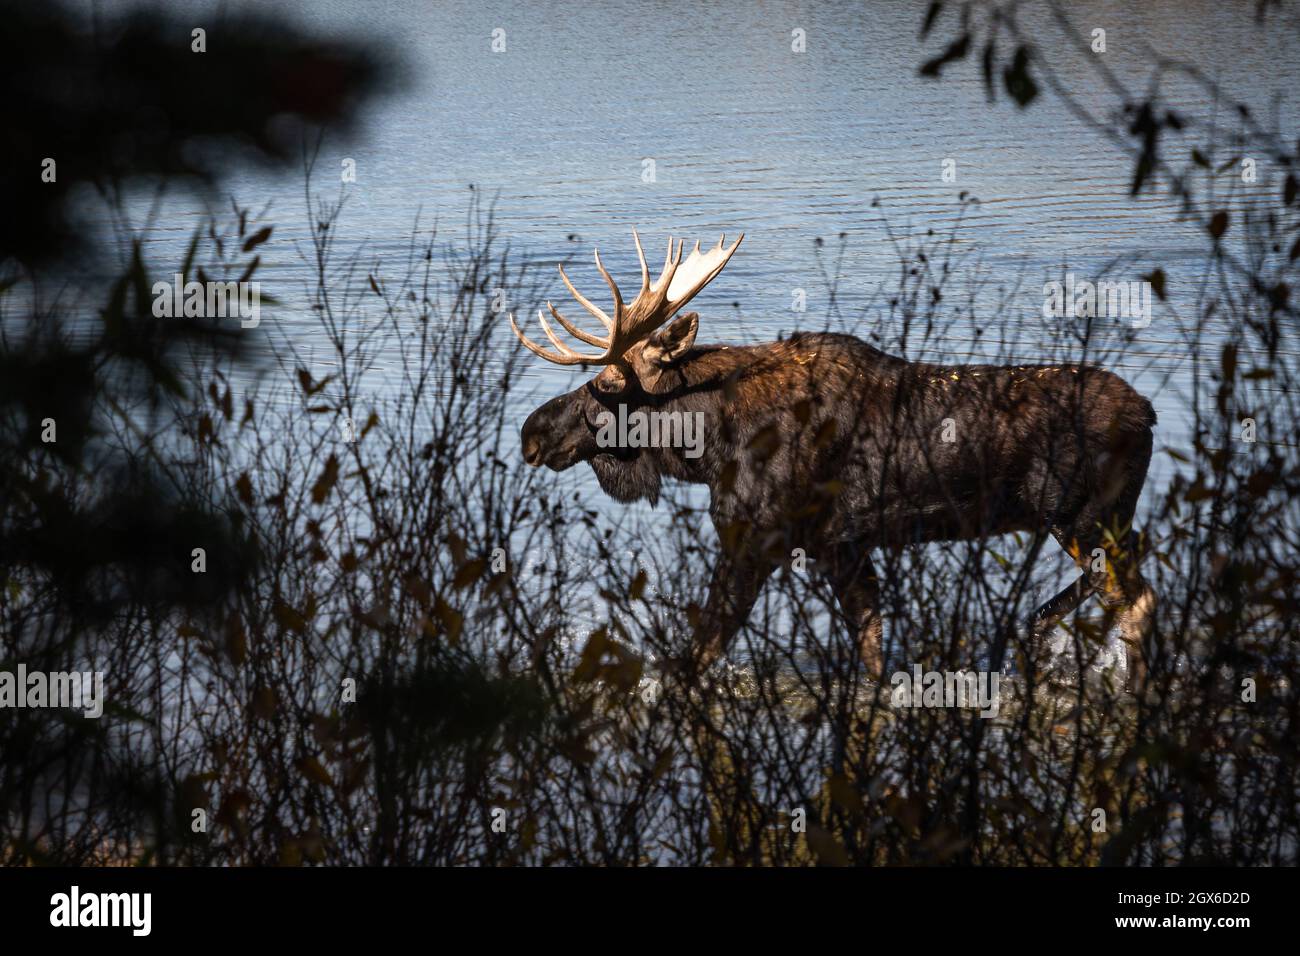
[521,391,589,470]
[522,431,543,466]
[521,402,556,467]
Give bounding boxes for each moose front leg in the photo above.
[693,549,776,668]
[827,542,885,678]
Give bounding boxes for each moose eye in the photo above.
[594,369,627,394]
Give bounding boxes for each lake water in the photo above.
[128,0,1298,518]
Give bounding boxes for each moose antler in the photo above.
[510,230,743,365]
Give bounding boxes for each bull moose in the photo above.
[512,232,1157,681]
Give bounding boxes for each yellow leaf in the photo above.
[296,756,333,787]
[310,455,340,504]
[453,559,486,590]
[805,824,850,866]
[235,472,254,506]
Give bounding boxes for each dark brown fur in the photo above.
[521,314,1157,679]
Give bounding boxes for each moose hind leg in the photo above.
[828,542,884,678]
[1052,524,1155,686]
[1113,569,1156,686]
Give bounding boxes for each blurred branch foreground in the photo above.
[1,0,1298,865]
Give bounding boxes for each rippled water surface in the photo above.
[131,0,1299,509]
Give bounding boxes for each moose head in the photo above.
[512,231,741,506]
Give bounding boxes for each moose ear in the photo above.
[645,312,699,366]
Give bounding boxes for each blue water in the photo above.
[111,0,1298,518]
